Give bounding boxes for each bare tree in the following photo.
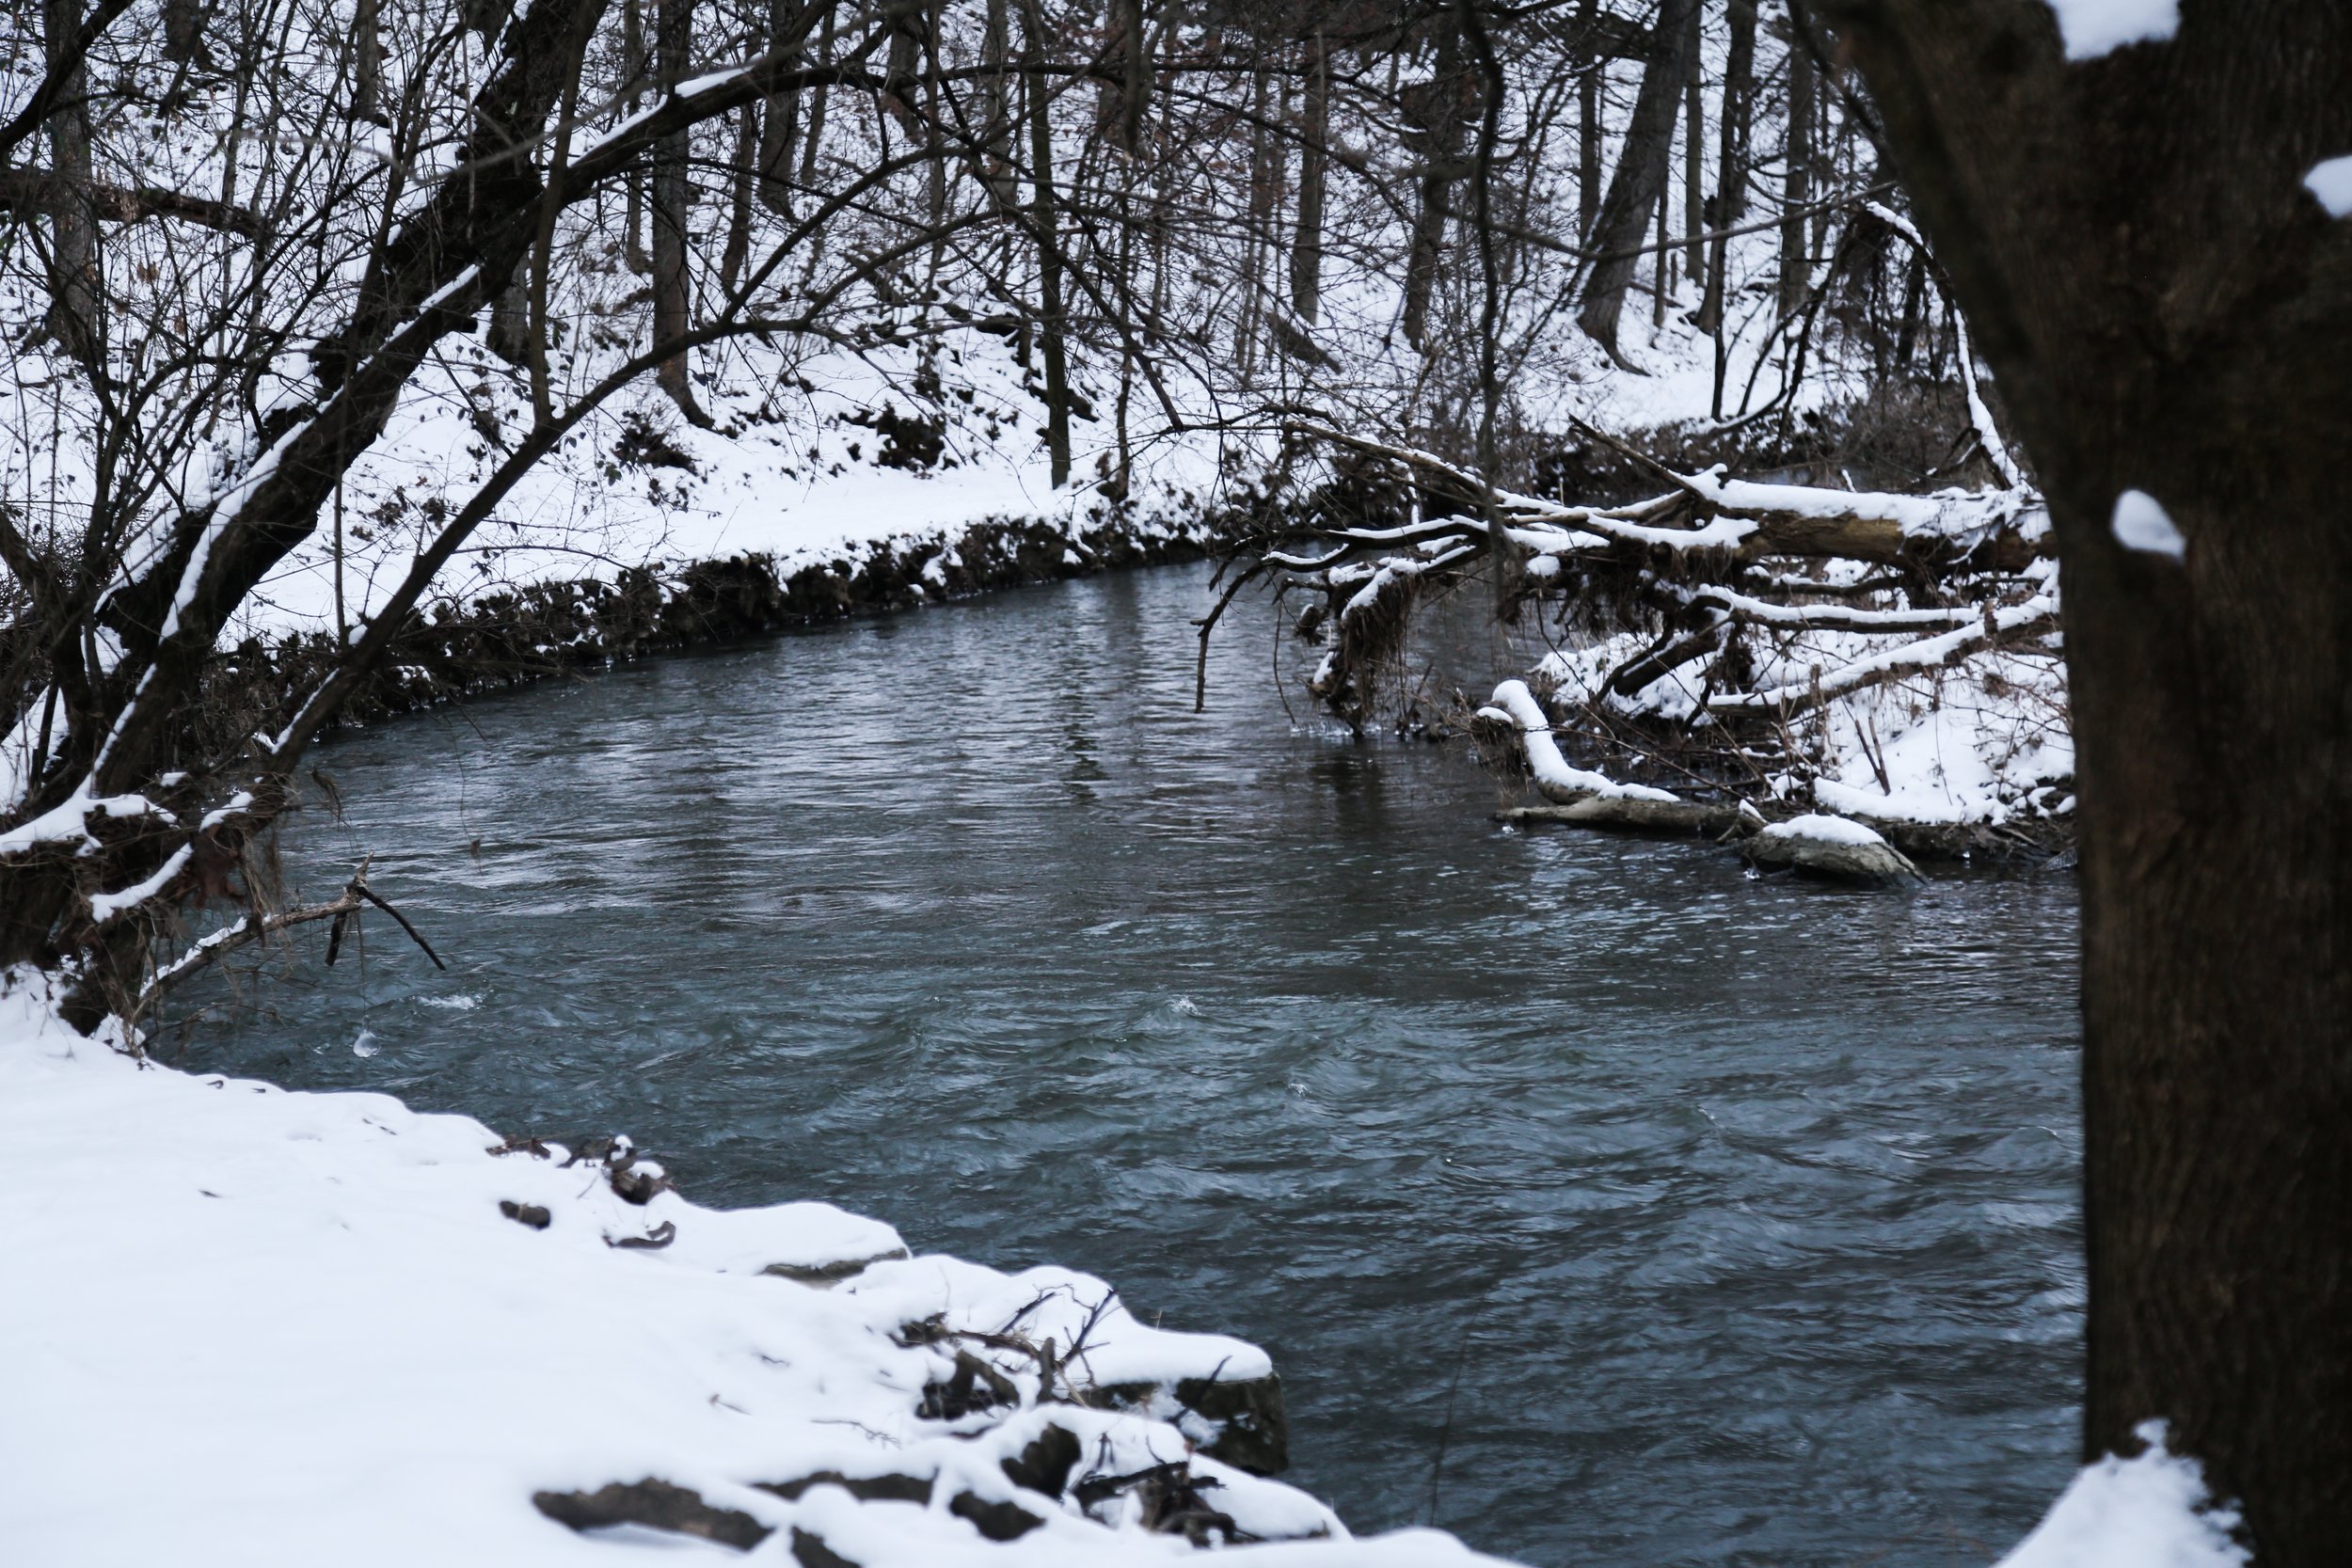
[1288,23,1327,325]
[652,0,710,423]
[1776,14,1812,319]
[1577,0,1702,359]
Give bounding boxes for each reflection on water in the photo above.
[179,563,2083,1567]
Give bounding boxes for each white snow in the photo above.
[1486,681,1680,804]
[1755,814,1888,849]
[1993,1423,2247,1568]
[2043,0,2179,59]
[0,975,1510,1568]
[2302,154,2352,218]
[2111,489,2185,561]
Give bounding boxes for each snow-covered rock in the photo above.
[1742,813,1925,886]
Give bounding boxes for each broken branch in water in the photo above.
[138,858,447,1022]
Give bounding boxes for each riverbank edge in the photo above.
[221,501,1218,737]
[0,976,1522,1566]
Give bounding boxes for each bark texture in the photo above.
[756,0,803,214]
[1697,0,1756,341]
[1821,3,2352,1559]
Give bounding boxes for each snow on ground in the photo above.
[0,975,1501,1568]
[1993,1424,2247,1568]
[232,323,1240,643]
[1538,589,2074,833]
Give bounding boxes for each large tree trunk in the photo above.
[1576,0,1701,357]
[1824,3,2352,1560]
[651,0,708,422]
[1289,24,1327,325]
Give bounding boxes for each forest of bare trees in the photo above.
[0,0,2005,1003]
[4,0,2346,1559]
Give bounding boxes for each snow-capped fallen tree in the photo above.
[1248,421,2070,856]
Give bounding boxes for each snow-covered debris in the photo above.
[0,977,1508,1568]
[1992,1422,2248,1568]
[2110,489,2185,561]
[2043,0,2180,60]
[1485,680,1679,805]
[1744,814,1925,886]
[2302,154,2352,218]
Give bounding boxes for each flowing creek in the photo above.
[178,562,2084,1567]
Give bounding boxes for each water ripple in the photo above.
[178,564,2082,1568]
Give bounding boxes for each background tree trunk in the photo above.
[981,0,1015,208]
[1776,22,1812,320]
[722,103,755,292]
[623,0,652,273]
[798,3,832,187]
[1401,18,1467,350]
[1825,4,2352,1560]
[351,0,385,121]
[883,0,924,135]
[652,0,707,422]
[1696,0,1756,345]
[1289,25,1327,326]
[488,271,532,364]
[1577,0,1599,238]
[756,0,802,214]
[41,0,100,367]
[1098,0,1147,154]
[1683,18,1703,284]
[1577,0,1701,357]
[1235,44,1270,376]
[1020,0,1069,486]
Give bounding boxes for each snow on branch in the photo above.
[1707,596,2061,718]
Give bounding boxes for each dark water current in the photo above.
[179,562,2084,1568]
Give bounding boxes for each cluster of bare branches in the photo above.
[1237,417,2062,841]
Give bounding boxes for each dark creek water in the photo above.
[179,562,2084,1568]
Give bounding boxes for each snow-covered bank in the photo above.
[1,974,2253,1567]
[0,978,1492,1567]
[182,326,1245,737]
